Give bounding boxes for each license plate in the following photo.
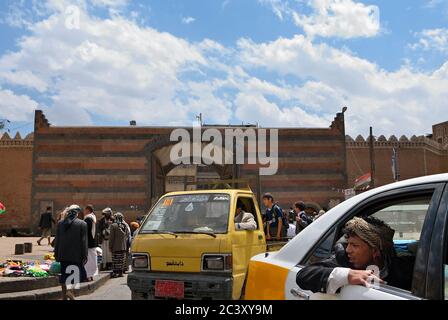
[154,280,184,299]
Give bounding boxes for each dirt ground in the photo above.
[0,236,54,266]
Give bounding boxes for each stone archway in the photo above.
[145,133,238,206]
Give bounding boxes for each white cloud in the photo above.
[0,70,48,92]
[0,0,131,29]
[0,89,40,121]
[182,81,232,124]
[258,0,290,21]
[0,0,447,138]
[238,35,448,135]
[235,92,330,127]
[0,5,219,126]
[293,0,380,39]
[90,0,129,8]
[181,16,196,24]
[410,28,448,53]
[259,0,380,39]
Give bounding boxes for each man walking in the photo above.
[37,206,55,246]
[54,204,88,300]
[98,207,114,270]
[83,205,98,281]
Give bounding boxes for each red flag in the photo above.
[354,173,372,190]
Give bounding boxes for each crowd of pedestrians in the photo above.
[37,204,140,300]
[261,193,327,241]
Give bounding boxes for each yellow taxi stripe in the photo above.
[244,260,289,300]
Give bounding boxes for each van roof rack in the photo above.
[185,179,252,191]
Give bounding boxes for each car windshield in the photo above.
[140,193,230,234]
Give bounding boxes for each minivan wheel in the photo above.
[131,291,147,300]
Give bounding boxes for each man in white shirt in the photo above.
[234,199,257,231]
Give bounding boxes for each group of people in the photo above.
[262,193,326,241]
[37,205,141,300]
[96,207,140,276]
[231,192,326,241]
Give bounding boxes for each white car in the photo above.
[244,173,448,300]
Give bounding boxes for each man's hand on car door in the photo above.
[348,269,384,287]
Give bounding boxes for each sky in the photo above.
[0,0,447,138]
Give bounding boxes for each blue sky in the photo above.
[0,0,447,137]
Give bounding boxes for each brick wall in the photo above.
[2,110,446,232]
[432,121,448,145]
[30,110,348,231]
[0,132,33,233]
[346,135,448,188]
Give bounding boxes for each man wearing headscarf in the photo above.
[296,216,414,294]
[130,222,140,239]
[98,207,114,271]
[109,212,130,278]
[53,204,88,300]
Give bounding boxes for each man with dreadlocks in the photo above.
[54,204,88,300]
[109,212,130,278]
[296,216,414,294]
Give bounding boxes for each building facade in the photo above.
[1,109,447,234]
[346,134,448,188]
[25,110,347,232]
[0,132,33,233]
[432,121,448,145]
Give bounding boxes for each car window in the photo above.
[304,196,432,266]
[306,227,337,265]
[372,199,429,242]
[140,193,230,234]
[236,197,259,230]
[302,194,434,297]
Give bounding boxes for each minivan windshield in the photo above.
[140,193,230,234]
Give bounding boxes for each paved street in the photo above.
[78,274,131,300]
[1,236,131,300]
[0,237,54,263]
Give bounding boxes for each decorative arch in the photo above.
[144,132,238,206]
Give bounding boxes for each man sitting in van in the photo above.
[296,216,414,294]
[234,199,257,231]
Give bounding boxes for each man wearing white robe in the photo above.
[83,205,98,280]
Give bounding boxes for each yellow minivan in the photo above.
[127,187,279,300]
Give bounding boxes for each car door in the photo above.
[425,183,448,299]
[286,183,446,300]
[231,195,266,299]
